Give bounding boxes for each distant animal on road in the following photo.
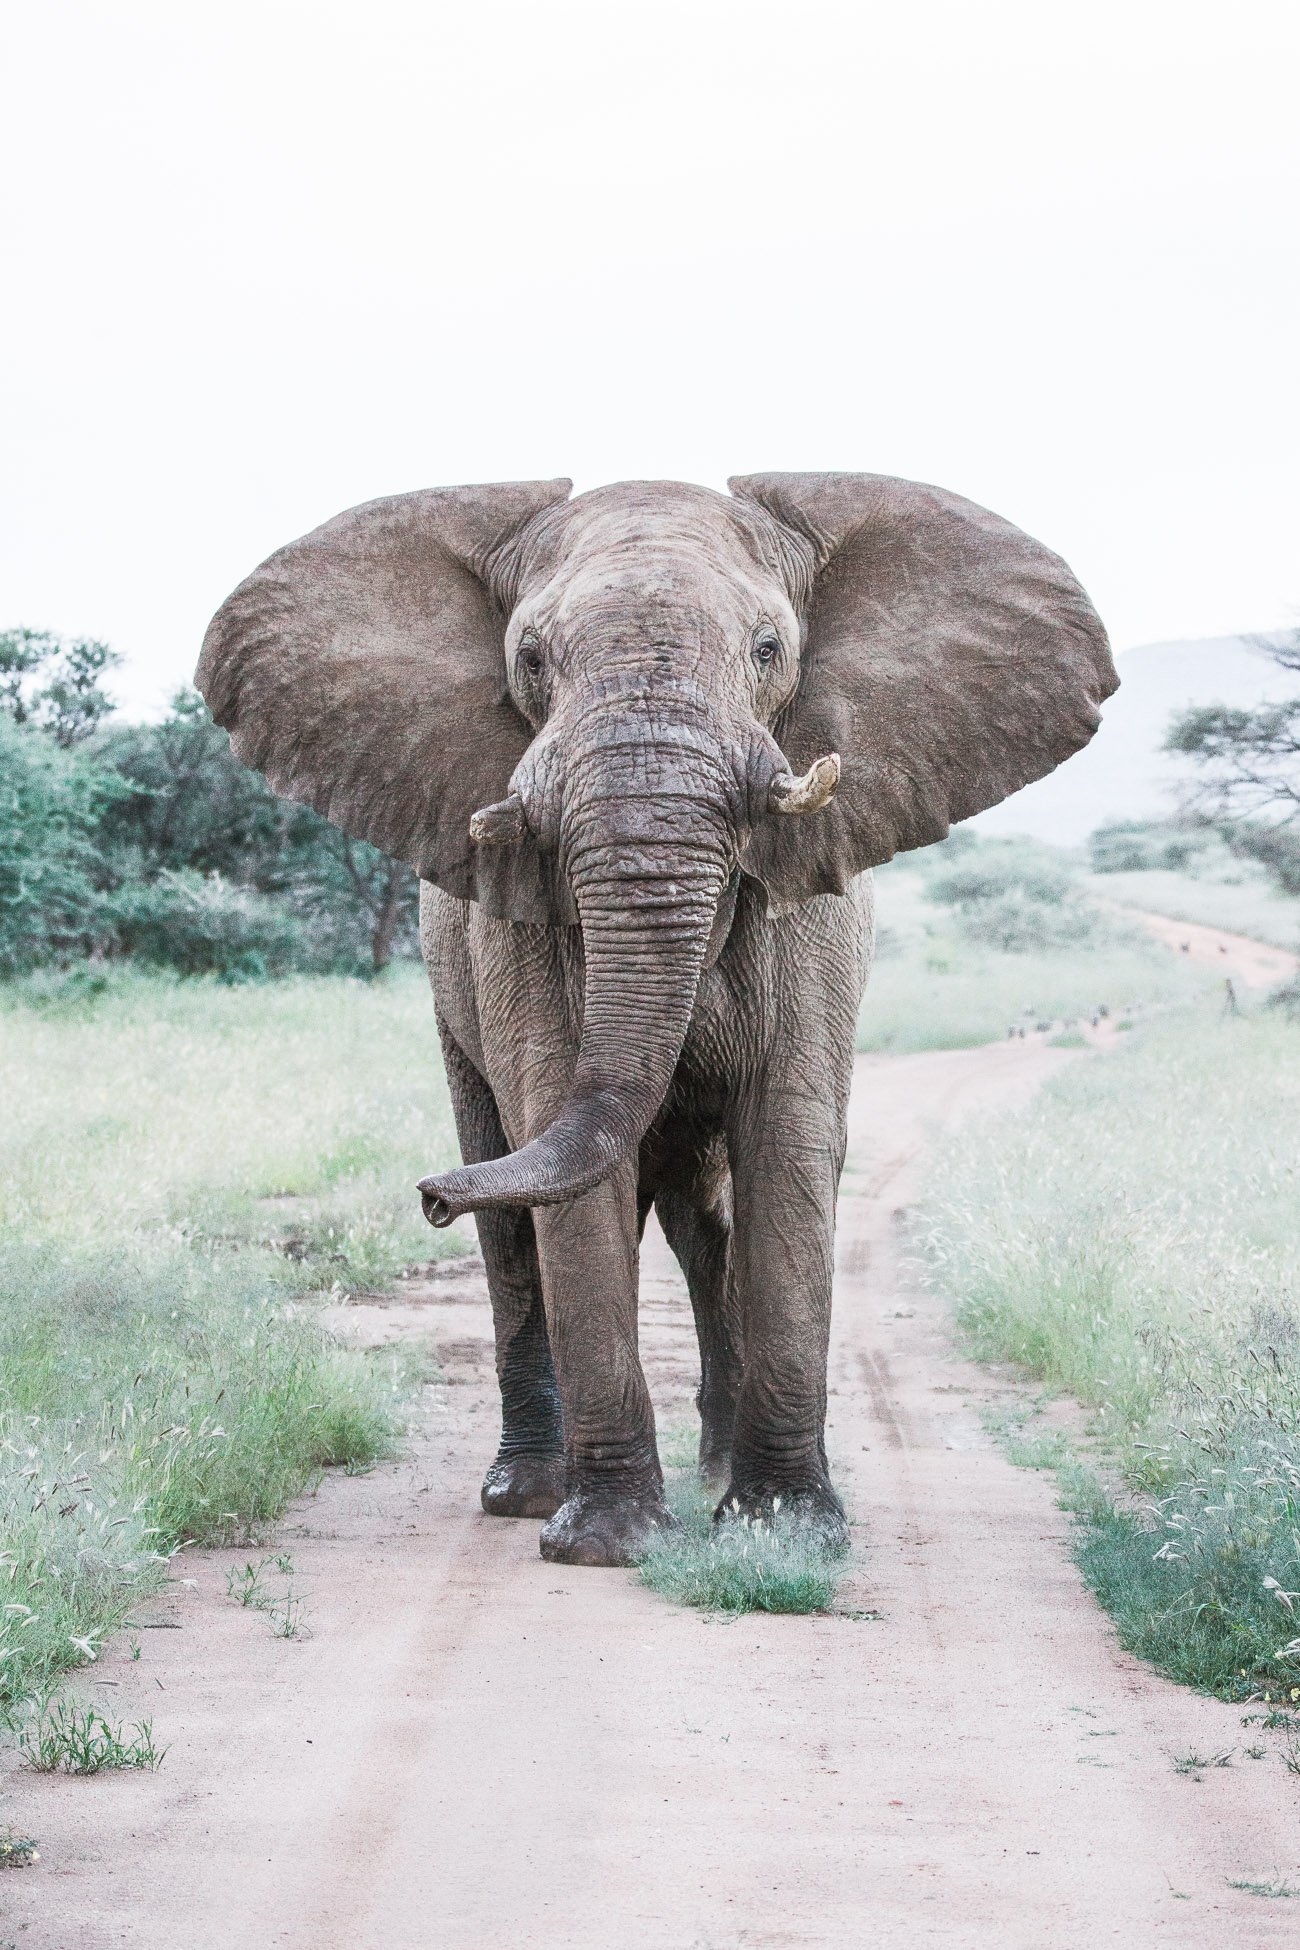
[198,473,1116,1565]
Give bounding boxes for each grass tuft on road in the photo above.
[638,1438,844,1615]
[917,1004,1300,1697]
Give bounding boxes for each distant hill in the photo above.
[973,634,1296,847]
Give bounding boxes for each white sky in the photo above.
[3,0,1298,715]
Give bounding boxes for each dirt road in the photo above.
[8,1040,1299,1948]
[1112,902,1299,990]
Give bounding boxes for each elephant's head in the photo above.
[196,474,1115,1224]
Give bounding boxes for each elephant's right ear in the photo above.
[196,480,573,922]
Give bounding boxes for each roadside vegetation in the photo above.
[0,968,458,1722]
[859,835,1211,1053]
[916,1003,1300,1696]
[1085,818,1300,950]
[1,628,420,981]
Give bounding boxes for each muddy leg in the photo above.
[533,1166,675,1567]
[438,1023,565,1518]
[655,1179,742,1493]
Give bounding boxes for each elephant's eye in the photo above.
[518,636,544,678]
[752,632,781,669]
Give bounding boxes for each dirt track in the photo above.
[8,1015,1299,1948]
[1113,902,1299,990]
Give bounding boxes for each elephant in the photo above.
[197,473,1115,1567]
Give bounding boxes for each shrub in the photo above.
[1088,819,1220,875]
[0,718,114,973]
[106,869,311,980]
[924,838,1111,953]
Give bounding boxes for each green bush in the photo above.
[0,718,112,973]
[925,837,1109,952]
[1089,819,1216,875]
[107,868,310,981]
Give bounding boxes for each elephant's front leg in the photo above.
[436,1023,565,1517]
[723,1098,849,1550]
[533,1165,674,1567]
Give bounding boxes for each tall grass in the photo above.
[2,964,458,1288]
[916,1005,1300,1694]
[0,968,458,1716]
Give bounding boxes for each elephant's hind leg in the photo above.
[438,1022,565,1518]
[655,1155,742,1494]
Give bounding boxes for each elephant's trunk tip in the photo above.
[418,1177,457,1228]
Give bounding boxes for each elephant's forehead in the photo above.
[532,481,776,584]
[518,485,789,638]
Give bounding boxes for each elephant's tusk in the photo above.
[469,792,527,844]
[767,752,841,816]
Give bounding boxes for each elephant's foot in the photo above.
[697,1445,732,1501]
[715,1479,850,1555]
[481,1453,566,1519]
[539,1491,678,1568]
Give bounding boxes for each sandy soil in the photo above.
[1110,902,1299,990]
[7,1040,1300,1949]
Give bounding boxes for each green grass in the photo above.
[2,963,459,1289]
[637,1430,845,1614]
[859,862,1211,1053]
[0,966,459,1718]
[1085,865,1300,951]
[18,1700,166,1774]
[916,1005,1300,1696]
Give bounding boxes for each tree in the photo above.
[1165,630,1300,828]
[92,687,301,881]
[0,628,121,746]
[0,716,111,972]
[1165,629,1300,897]
[94,689,419,973]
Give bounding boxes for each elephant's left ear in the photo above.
[729,472,1117,903]
[196,479,574,922]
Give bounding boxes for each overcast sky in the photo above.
[4,0,1298,715]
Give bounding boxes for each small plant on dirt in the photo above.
[19,1700,166,1774]
[0,1831,39,1869]
[1170,1749,1233,1780]
[983,1405,1072,1471]
[225,1556,309,1637]
[266,1593,309,1639]
[1226,1875,1299,1898]
[227,1559,272,1607]
[640,1510,843,1615]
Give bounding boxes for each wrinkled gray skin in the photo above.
[197,474,1116,1567]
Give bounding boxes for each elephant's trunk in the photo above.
[419,733,734,1226]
